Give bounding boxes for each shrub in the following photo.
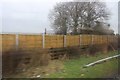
[2,48,51,77]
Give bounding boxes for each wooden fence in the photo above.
[0,34,118,52]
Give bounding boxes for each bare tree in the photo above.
[49,3,68,35]
[49,1,110,35]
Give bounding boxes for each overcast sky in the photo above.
[0,0,119,34]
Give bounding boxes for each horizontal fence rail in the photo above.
[0,34,118,52]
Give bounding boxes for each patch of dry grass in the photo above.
[7,60,64,78]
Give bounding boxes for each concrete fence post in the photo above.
[42,34,45,48]
[16,34,19,50]
[64,35,66,47]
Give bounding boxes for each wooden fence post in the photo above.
[16,34,19,50]
[42,34,45,48]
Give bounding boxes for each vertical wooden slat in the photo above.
[64,35,66,47]
[79,35,81,46]
[42,34,45,48]
[92,35,94,45]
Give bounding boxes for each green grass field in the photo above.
[46,51,119,78]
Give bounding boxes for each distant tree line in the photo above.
[49,1,114,35]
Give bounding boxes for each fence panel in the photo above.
[93,35,100,44]
[108,35,112,43]
[98,35,103,44]
[45,35,64,48]
[2,34,16,52]
[81,35,92,45]
[66,35,80,47]
[113,35,118,43]
[19,34,43,49]
[108,35,115,43]
[102,35,108,44]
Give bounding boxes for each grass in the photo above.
[46,51,119,78]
